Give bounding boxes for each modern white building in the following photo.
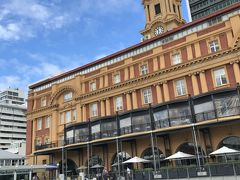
[0,89,26,150]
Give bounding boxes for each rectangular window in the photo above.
[65,111,71,123]
[90,82,96,91]
[72,109,76,121]
[115,96,123,111]
[45,116,51,128]
[172,53,181,65]
[143,88,152,104]
[176,79,186,96]
[113,74,121,84]
[140,64,149,75]
[60,113,64,124]
[214,68,227,86]
[41,97,47,107]
[64,92,72,102]
[90,103,98,117]
[37,118,42,130]
[155,3,161,15]
[209,40,220,53]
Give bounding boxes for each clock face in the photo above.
[154,26,164,36]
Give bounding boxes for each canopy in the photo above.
[165,151,195,160]
[77,166,87,170]
[123,156,150,164]
[210,146,240,156]
[90,164,104,169]
[0,149,25,160]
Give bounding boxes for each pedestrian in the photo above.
[102,167,109,180]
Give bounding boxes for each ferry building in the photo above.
[26,0,240,179]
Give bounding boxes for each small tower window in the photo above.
[155,3,161,15]
[173,4,176,13]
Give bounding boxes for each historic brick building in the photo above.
[26,0,240,178]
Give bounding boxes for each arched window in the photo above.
[59,159,77,175]
[141,147,166,169]
[86,155,103,175]
[176,142,205,166]
[111,152,132,171]
[217,136,240,161]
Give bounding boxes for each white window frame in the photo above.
[37,118,42,130]
[143,88,152,104]
[41,97,47,107]
[209,40,220,53]
[140,64,149,75]
[172,53,181,65]
[90,82,96,91]
[64,92,72,102]
[115,96,123,111]
[90,103,98,117]
[175,79,186,96]
[113,74,121,84]
[45,116,51,128]
[65,111,71,123]
[214,68,227,87]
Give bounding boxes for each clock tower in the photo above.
[140,0,185,40]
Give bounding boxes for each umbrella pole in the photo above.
[150,132,157,174]
[116,138,120,177]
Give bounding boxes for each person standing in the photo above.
[102,167,109,180]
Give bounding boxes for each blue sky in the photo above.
[0,0,189,96]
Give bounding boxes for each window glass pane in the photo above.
[120,117,131,128]
[143,88,152,104]
[37,118,42,130]
[66,130,73,138]
[90,103,98,117]
[64,92,72,101]
[66,111,71,123]
[91,124,100,133]
[116,96,123,111]
[154,109,169,128]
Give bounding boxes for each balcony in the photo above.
[35,140,63,151]
[62,88,240,146]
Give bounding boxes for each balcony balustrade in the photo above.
[35,88,240,150]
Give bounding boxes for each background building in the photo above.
[26,0,240,179]
[0,89,26,150]
[188,0,240,21]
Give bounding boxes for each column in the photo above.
[126,93,132,110]
[195,42,201,58]
[99,76,104,89]
[191,74,200,95]
[159,55,165,69]
[106,98,111,116]
[163,82,170,102]
[132,91,138,109]
[51,111,58,142]
[199,71,208,93]
[153,57,159,71]
[124,67,129,81]
[76,104,82,122]
[82,83,85,93]
[233,62,240,83]
[187,45,193,60]
[130,66,134,79]
[156,85,163,104]
[105,75,109,87]
[101,100,106,116]
[31,120,36,153]
[82,105,87,121]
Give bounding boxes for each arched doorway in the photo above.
[141,147,167,169]
[59,159,77,176]
[111,151,132,172]
[176,142,205,166]
[85,155,103,176]
[217,136,240,161]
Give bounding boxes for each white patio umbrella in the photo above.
[165,151,195,160]
[210,146,239,156]
[90,164,104,169]
[123,156,150,164]
[210,146,240,162]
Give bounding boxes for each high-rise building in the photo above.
[0,89,26,150]
[26,1,240,179]
[188,0,240,21]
